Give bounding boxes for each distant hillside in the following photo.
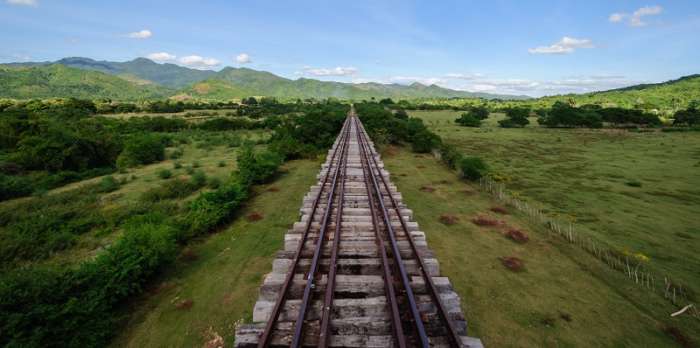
[0,65,170,100]
[540,74,700,110]
[7,57,215,88]
[180,66,522,100]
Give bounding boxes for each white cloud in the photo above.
[147,52,176,62]
[303,66,358,76]
[179,55,220,69]
[609,5,662,27]
[528,36,594,55]
[127,29,152,39]
[389,76,445,85]
[6,0,37,6]
[445,73,484,80]
[235,53,252,64]
[609,13,625,23]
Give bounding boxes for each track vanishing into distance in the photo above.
[236,111,482,348]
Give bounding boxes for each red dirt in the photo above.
[175,299,194,310]
[246,212,264,222]
[420,186,436,193]
[439,214,459,225]
[180,247,199,262]
[500,256,525,272]
[490,206,509,214]
[471,215,501,226]
[506,229,530,243]
[267,186,280,192]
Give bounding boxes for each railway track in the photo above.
[236,111,482,347]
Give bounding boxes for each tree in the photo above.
[673,107,700,126]
[498,107,530,128]
[459,157,487,181]
[468,105,490,120]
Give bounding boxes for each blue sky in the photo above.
[1,0,699,96]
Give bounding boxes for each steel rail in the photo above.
[356,119,463,348]
[353,116,407,348]
[317,118,352,346]
[290,116,352,347]
[355,116,430,347]
[258,117,351,348]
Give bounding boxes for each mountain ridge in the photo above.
[3,57,528,100]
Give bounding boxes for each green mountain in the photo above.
[0,64,170,100]
[180,67,521,100]
[540,74,700,110]
[8,57,216,88]
[4,57,528,100]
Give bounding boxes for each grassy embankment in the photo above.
[413,110,700,291]
[383,146,695,347]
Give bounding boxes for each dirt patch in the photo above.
[559,312,572,322]
[490,206,509,214]
[471,215,502,227]
[246,212,264,222]
[384,145,399,157]
[417,165,426,169]
[663,326,693,348]
[175,299,194,310]
[193,83,211,94]
[202,327,224,348]
[439,214,459,225]
[179,247,199,262]
[506,229,529,243]
[420,186,436,193]
[267,186,280,192]
[500,256,525,272]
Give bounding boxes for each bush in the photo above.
[140,178,204,202]
[455,113,481,127]
[191,170,207,187]
[0,174,33,200]
[499,107,530,128]
[98,176,120,193]
[459,157,487,181]
[438,143,463,170]
[236,145,284,185]
[157,169,173,179]
[411,130,441,153]
[182,180,248,239]
[116,134,166,169]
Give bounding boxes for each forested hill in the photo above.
[179,67,520,100]
[3,57,525,100]
[539,74,700,110]
[0,65,170,100]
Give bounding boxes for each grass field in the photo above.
[382,146,696,347]
[111,159,319,347]
[412,110,700,295]
[0,129,266,269]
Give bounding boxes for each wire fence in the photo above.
[477,175,698,319]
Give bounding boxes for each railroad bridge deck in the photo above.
[235,113,482,348]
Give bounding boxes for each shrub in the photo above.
[217,161,226,167]
[236,145,284,185]
[98,176,120,193]
[207,177,222,189]
[499,107,530,128]
[140,178,203,202]
[455,113,481,127]
[0,174,33,201]
[157,169,173,179]
[411,130,441,153]
[182,181,248,239]
[191,170,207,187]
[438,143,463,170]
[168,147,184,160]
[173,162,182,169]
[459,156,487,180]
[116,134,165,169]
